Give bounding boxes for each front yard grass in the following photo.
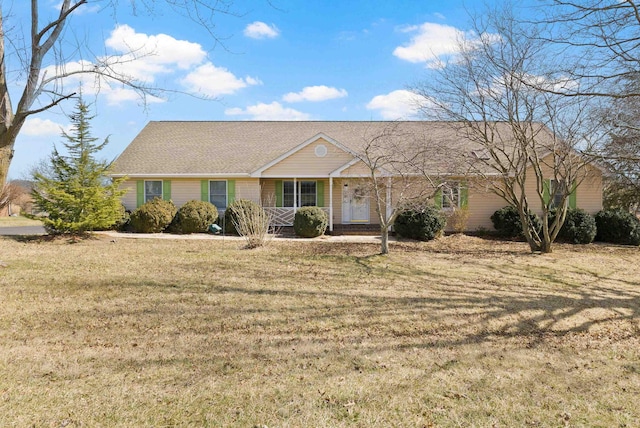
[0,234,638,426]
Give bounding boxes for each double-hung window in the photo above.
[144,180,163,203]
[283,181,317,207]
[441,181,460,209]
[209,180,227,211]
[550,179,567,208]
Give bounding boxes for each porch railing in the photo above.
[264,207,329,226]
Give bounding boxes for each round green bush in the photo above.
[169,200,219,234]
[491,205,542,238]
[293,206,328,238]
[595,208,640,246]
[550,208,597,244]
[394,205,446,241]
[223,199,264,234]
[129,198,177,233]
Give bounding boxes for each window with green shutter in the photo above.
[144,180,163,203]
[209,180,227,210]
[281,180,319,207]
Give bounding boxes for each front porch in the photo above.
[260,177,383,232]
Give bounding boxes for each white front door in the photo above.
[342,182,369,223]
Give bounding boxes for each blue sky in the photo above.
[8,0,532,179]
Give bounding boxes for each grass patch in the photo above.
[0,234,639,426]
[0,215,43,227]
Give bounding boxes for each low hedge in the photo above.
[169,200,219,234]
[394,206,446,241]
[595,208,640,246]
[129,198,177,233]
[491,205,542,238]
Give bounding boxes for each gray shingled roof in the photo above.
[111,121,552,176]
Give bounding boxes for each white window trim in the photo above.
[441,181,461,210]
[144,180,163,203]
[284,180,317,208]
[209,180,228,211]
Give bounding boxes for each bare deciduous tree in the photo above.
[353,123,457,254]
[598,76,640,212]
[414,3,601,253]
[0,0,241,187]
[538,0,640,98]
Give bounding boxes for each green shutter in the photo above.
[543,179,551,205]
[434,187,442,209]
[162,180,171,201]
[569,182,577,209]
[136,180,144,208]
[460,182,468,208]
[201,180,209,202]
[227,180,236,204]
[316,180,324,207]
[275,180,283,207]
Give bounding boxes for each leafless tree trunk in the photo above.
[0,0,241,187]
[354,123,450,254]
[413,2,601,253]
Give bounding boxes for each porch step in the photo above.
[330,224,380,236]
[272,225,381,237]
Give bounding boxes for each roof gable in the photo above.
[251,133,356,177]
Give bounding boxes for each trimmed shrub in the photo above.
[293,206,328,238]
[223,199,264,235]
[129,198,177,233]
[169,200,219,234]
[394,205,446,241]
[550,208,597,244]
[491,205,542,238]
[595,208,640,246]
[112,204,130,231]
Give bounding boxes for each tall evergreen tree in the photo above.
[32,98,126,234]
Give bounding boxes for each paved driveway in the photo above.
[0,225,47,236]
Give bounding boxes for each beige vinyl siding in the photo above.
[120,180,138,211]
[169,180,200,207]
[573,167,603,213]
[233,179,261,204]
[261,180,276,207]
[523,160,604,217]
[340,161,373,176]
[465,183,506,231]
[262,139,354,176]
[332,179,343,225]
[120,178,261,211]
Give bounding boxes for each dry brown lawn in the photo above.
[0,216,43,227]
[0,234,639,427]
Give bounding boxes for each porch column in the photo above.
[293,177,297,214]
[329,176,334,232]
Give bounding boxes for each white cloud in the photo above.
[104,24,207,82]
[37,25,260,104]
[225,102,310,120]
[182,63,260,97]
[366,89,431,120]
[283,85,348,103]
[244,21,280,39]
[393,22,497,68]
[21,118,69,137]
